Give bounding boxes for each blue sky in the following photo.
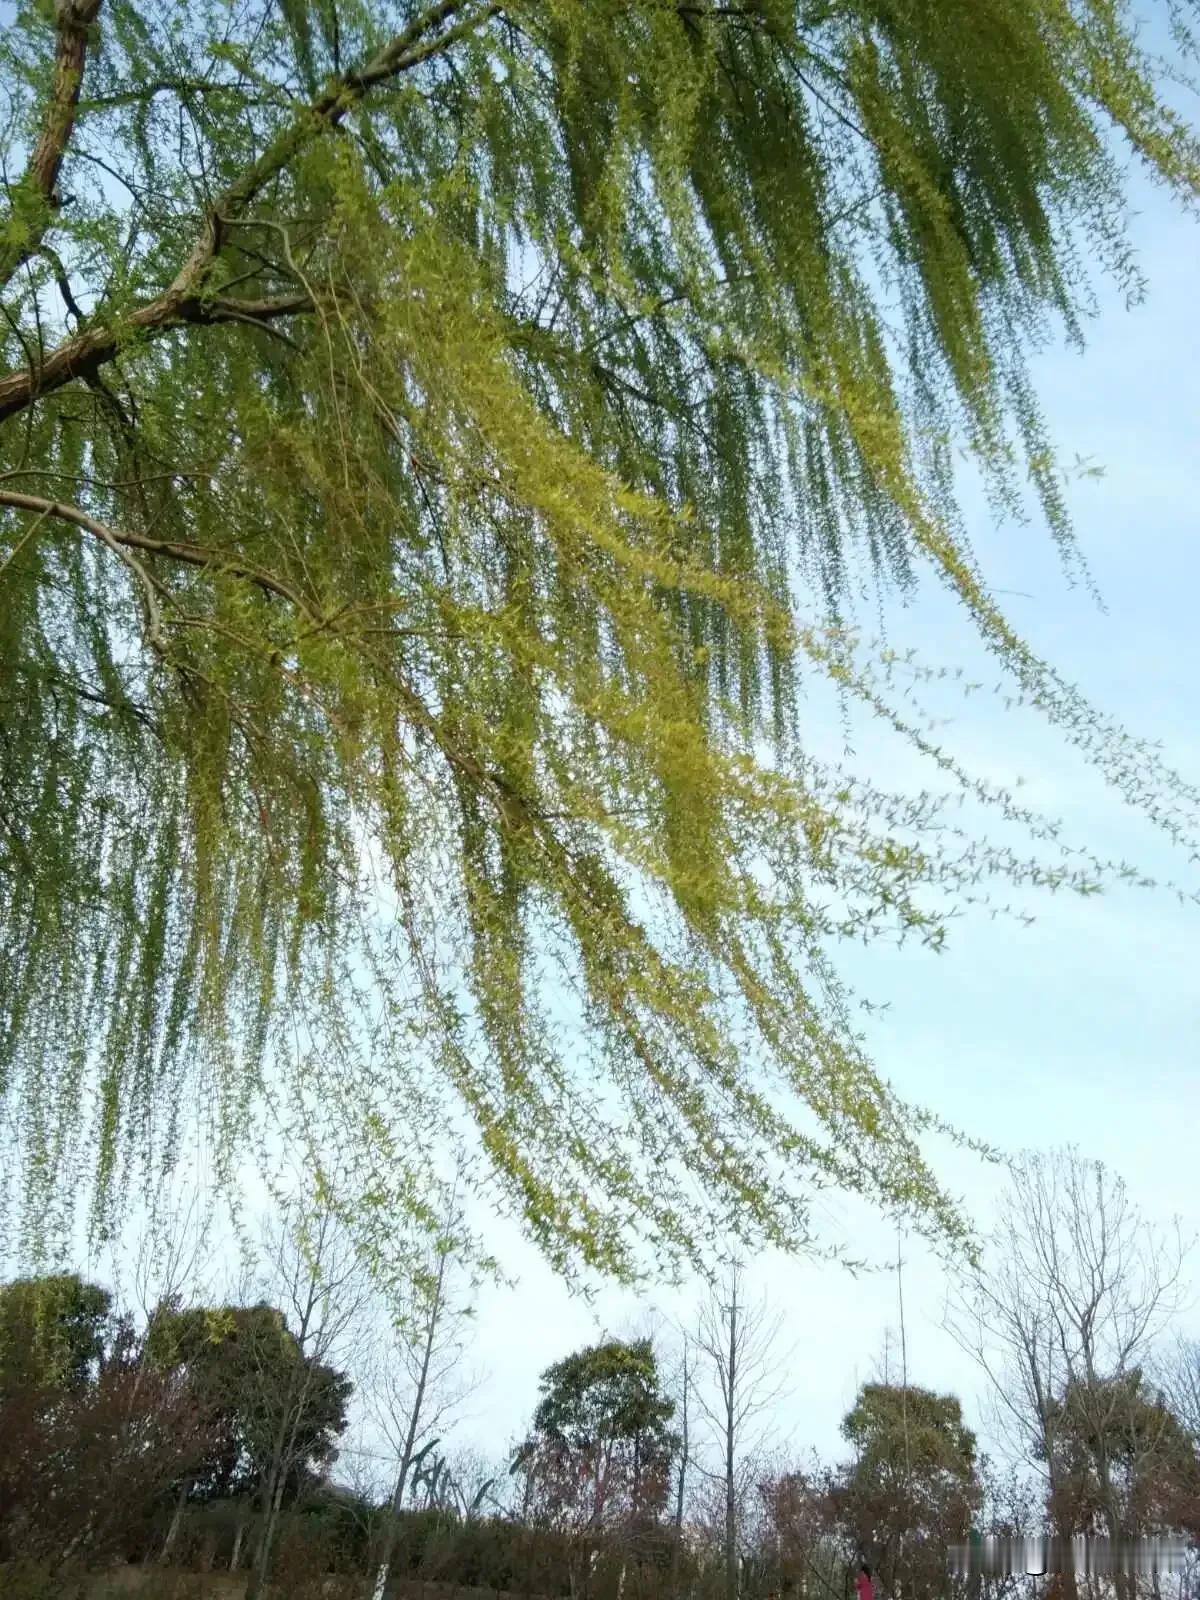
[445,156,1200,1469]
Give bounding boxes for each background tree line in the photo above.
[1,1151,1199,1600]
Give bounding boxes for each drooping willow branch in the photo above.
[3,0,1199,1281]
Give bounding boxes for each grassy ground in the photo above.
[84,1570,545,1600]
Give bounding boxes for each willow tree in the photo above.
[1,0,1198,1279]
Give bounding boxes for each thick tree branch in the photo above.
[0,292,313,423]
[0,0,105,292]
[0,0,500,423]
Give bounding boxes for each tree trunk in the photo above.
[249,1468,289,1596]
[1027,1341,1077,1600]
[159,1478,190,1564]
[246,1383,297,1597]
[248,1276,321,1600]
[671,1348,690,1599]
[725,1278,739,1600]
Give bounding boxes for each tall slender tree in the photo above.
[245,1202,367,1594]
[369,1190,481,1600]
[693,1262,787,1600]
[3,0,1200,1278]
[669,1335,693,1599]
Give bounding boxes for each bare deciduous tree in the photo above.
[946,1148,1190,1600]
[130,1187,214,1327]
[1158,1336,1200,1444]
[693,1261,789,1600]
[369,1186,482,1600]
[99,1186,215,1568]
[248,1199,371,1598]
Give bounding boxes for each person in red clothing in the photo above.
[856,1563,874,1600]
